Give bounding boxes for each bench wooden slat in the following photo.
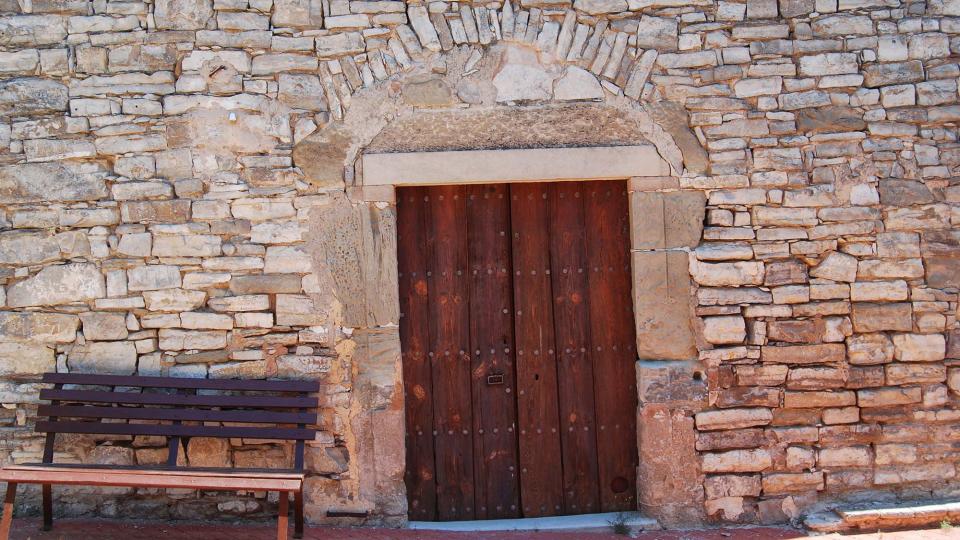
[39,389,318,409]
[38,405,317,425]
[36,421,317,440]
[0,468,302,492]
[6,464,305,480]
[42,373,319,393]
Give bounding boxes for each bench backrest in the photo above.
[37,373,320,471]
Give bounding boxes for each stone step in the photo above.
[805,501,960,533]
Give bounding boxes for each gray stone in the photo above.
[155,0,214,30]
[574,0,627,14]
[796,106,866,133]
[278,74,327,111]
[879,180,936,206]
[0,231,62,265]
[554,67,603,101]
[7,264,105,307]
[0,78,67,116]
[69,341,138,375]
[863,61,924,88]
[0,162,108,204]
[0,312,78,343]
[127,265,182,291]
[80,312,129,341]
[272,0,324,28]
[636,15,678,51]
[921,231,960,288]
[0,15,67,47]
[0,342,54,377]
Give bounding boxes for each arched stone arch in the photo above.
[291,39,710,189]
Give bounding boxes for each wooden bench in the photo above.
[0,372,320,540]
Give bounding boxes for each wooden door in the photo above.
[399,181,637,521]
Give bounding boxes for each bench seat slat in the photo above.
[39,389,318,409]
[0,468,302,492]
[42,373,319,393]
[36,421,316,440]
[38,405,317,425]
[6,464,305,479]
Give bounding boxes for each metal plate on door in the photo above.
[487,373,505,385]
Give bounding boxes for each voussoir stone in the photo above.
[7,264,105,307]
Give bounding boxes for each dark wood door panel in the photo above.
[397,187,437,521]
[584,181,639,512]
[466,184,520,519]
[399,180,638,521]
[510,183,565,517]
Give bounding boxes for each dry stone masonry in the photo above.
[0,0,956,530]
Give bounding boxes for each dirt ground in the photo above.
[6,518,960,540]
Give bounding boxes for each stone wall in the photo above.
[0,0,957,529]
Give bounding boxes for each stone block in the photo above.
[847,333,894,365]
[0,342,54,377]
[186,437,231,467]
[155,0,214,29]
[851,303,912,333]
[230,274,302,294]
[761,472,824,494]
[857,386,922,407]
[695,408,773,430]
[810,251,857,283]
[761,344,844,364]
[80,312,128,341]
[704,475,761,499]
[143,289,207,312]
[702,448,772,473]
[7,264,105,308]
[638,404,706,526]
[635,251,697,360]
[702,315,746,345]
[127,265,182,291]
[920,231,960,288]
[818,446,872,468]
[892,333,946,362]
[783,390,856,408]
[69,341,137,375]
[158,329,227,351]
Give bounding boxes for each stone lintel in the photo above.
[361,145,670,186]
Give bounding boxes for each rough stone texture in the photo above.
[0,0,956,530]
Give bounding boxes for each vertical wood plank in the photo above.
[426,185,476,521]
[510,183,565,517]
[584,180,639,512]
[466,184,521,520]
[548,181,601,515]
[397,187,438,521]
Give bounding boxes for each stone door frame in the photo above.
[353,143,695,520]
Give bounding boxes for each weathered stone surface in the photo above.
[493,46,557,103]
[0,78,66,116]
[0,162,108,204]
[702,316,746,345]
[186,437,231,467]
[0,312,78,343]
[851,303,913,333]
[810,251,857,283]
[127,265,182,291]
[847,334,894,365]
[695,408,772,431]
[796,106,866,133]
[632,191,706,249]
[0,342,54,377]
[155,0,213,30]
[291,126,351,188]
[272,0,324,28]
[69,341,137,375]
[690,260,764,287]
[892,333,946,362]
[920,231,960,288]
[702,449,772,473]
[554,67,603,101]
[80,312,128,341]
[635,251,697,360]
[761,344,845,364]
[8,264,105,307]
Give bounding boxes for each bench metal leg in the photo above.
[0,482,16,540]
[42,483,52,531]
[277,492,289,540]
[293,490,304,539]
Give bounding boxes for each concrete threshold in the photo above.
[408,512,659,533]
[805,500,960,533]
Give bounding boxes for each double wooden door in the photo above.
[398,181,638,522]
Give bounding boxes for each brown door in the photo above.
[399,181,638,522]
